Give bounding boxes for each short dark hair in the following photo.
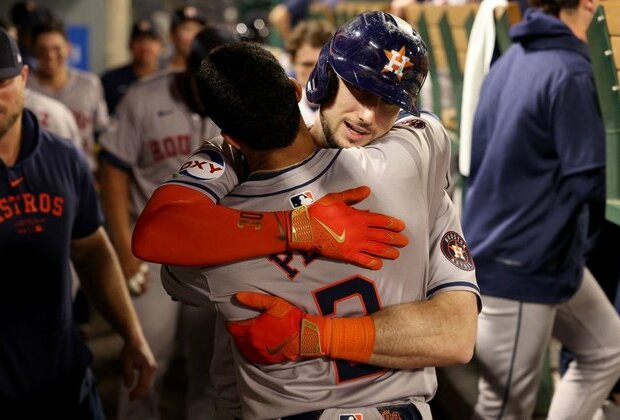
[196,42,300,151]
[31,17,66,44]
[528,0,580,16]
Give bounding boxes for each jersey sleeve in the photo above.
[427,193,479,302]
[93,76,110,136]
[552,73,606,177]
[71,145,105,239]
[98,89,142,170]
[396,114,480,303]
[161,264,213,307]
[161,138,247,203]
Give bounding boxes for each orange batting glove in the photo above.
[282,186,408,270]
[227,292,375,365]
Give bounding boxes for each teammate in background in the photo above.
[25,88,80,144]
[101,18,163,116]
[166,5,207,71]
[462,0,620,418]
[98,26,237,420]
[0,17,80,143]
[285,19,334,125]
[158,39,478,419]
[27,18,109,171]
[0,27,156,417]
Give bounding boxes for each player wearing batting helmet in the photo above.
[133,12,479,420]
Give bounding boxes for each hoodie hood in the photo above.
[510,9,590,59]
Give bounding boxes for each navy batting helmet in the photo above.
[306,11,428,116]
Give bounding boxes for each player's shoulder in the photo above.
[101,64,132,81]
[391,111,451,147]
[26,88,68,112]
[69,68,102,88]
[39,125,86,168]
[124,70,173,99]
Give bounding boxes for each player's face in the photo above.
[0,67,27,139]
[34,32,70,77]
[293,43,321,89]
[130,37,163,65]
[317,77,400,148]
[171,21,204,58]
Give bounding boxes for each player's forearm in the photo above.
[71,227,146,344]
[133,185,287,266]
[99,161,134,259]
[368,291,478,369]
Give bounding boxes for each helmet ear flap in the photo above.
[306,41,333,104]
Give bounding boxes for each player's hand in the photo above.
[284,186,408,269]
[120,337,157,400]
[227,292,331,364]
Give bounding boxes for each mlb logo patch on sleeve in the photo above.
[339,414,363,420]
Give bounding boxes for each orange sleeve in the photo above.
[132,185,290,266]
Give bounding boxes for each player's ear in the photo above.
[289,77,302,103]
[221,132,241,150]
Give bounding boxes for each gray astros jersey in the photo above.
[25,88,80,146]
[98,71,220,219]
[162,114,480,419]
[27,68,108,170]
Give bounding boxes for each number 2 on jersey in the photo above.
[313,276,388,383]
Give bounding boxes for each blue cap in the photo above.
[0,28,23,80]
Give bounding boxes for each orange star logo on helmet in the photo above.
[382,46,413,79]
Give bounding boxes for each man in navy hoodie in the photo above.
[0,27,156,417]
[463,0,620,418]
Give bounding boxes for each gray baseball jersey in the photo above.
[162,114,480,419]
[27,68,109,170]
[98,71,220,219]
[25,88,80,146]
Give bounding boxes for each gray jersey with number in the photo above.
[162,114,479,419]
[98,71,220,220]
[25,89,80,146]
[27,68,109,170]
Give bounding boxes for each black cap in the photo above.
[0,28,23,80]
[130,18,160,42]
[171,6,207,30]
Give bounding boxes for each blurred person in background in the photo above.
[99,25,238,420]
[0,16,80,144]
[166,5,207,71]
[27,18,109,172]
[101,18,163,116]
[285,19,334,125]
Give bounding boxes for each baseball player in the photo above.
[138,16,479,419]
[25,88,80,144]
[101,18,163,115]
[166,6,207,71]
[0,27,156,417]
[98,26,237,420]
[27,18,109,171]
[462,0,620,419]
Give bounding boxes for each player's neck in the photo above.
[245,123,317,173]
[0,112,24,168]
[133,60,158,78]
[36,67,68,91]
